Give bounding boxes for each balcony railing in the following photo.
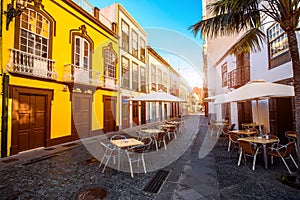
[228,66,250,89]
[6,48,57,80]
[158,84,167,92]
[63,64,101,87]
[102,75,118,90]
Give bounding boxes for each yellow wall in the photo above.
[1,0,119,155]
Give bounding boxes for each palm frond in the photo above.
[189,0,261,38]
[229,28,266,55]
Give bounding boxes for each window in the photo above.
[140,38,145,62]
[122,57,129,88]
[158,69,162,90]
[20,8,49,57]
[121,20,129,52]
[132,62,138,91]
[74,36,90,69]
[221,63,227,87]
[140,66,146,92]
[103,44,117,78]
[268,23,289,59]
[163,72,167,91]
[132,30,138,58]
[151,64,156,90]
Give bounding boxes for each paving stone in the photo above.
[1,115,300,199]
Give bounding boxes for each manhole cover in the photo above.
[76,187,108,200]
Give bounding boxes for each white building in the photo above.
[100,3,148,128]
[203,0,299,140]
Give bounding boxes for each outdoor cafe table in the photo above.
[160,124,176,130]
[242,123,263,129]
[166,121,181,125]
[110,138,144,170]
[140,129,164,137]
[229,130,257,137]
[238,136,279,169]
[287,133,297,138]
[110,138,143,148]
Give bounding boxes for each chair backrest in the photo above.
[156,131,166,140]
[266,134,279,140]
[229,124,236,131]
[110,134,127,140]
[229,134,239,143]
[100,141,115,152]
[282,142,295,157]
[141,137,153,150]
[168,125,176,132]
[238,140,256,155]
[128,145,145,154]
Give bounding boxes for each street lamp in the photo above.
[4,0,28,30]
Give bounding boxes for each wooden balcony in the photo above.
[228,66,250,89]
[6,48,57,80]
[63,64,102,87]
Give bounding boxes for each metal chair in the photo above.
[110,134,127,140]
[285,131,298,152]
[167,125,177,140]
[238,140,262,170]
[268,142,298,174]
[99,142,118,173]
[126,145,147,177]
[153,131,167,151]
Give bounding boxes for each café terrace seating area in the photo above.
[208,120,299,175]
[98,118,186,177]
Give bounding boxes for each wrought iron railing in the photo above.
[228,66,250,89]
[63,64,102,87]
[6,48,57,79]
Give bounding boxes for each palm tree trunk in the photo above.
[287,30,300,178]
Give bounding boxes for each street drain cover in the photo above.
[76,187,108,200]
[143,170,170,193]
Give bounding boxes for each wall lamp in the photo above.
[4,0,28,30]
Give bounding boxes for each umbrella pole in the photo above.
[256,99,262,135]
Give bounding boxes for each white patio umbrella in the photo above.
[128,90,187,102]
[225,80,294,134]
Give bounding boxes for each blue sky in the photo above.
[89,0,204,87]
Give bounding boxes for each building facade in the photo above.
[100,3,148,129]
[203,0,299,139]
[0,0,191,157]
[0,0,119,156]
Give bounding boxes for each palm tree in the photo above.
[190,0,300,176]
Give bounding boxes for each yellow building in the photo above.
[0,0,119,156]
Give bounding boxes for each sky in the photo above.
[89,0,204,88]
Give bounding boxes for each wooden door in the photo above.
[237,101,252,129]
[269,98,294,142]
[132,101,139,126]
[141,102,146,125]
[17,94,46,152]
[11,86,52,155]
[103,95,116,133]
[72,93,92,139]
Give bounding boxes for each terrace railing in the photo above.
[6,48,57,80]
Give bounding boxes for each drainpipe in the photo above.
[1,74,9,157]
